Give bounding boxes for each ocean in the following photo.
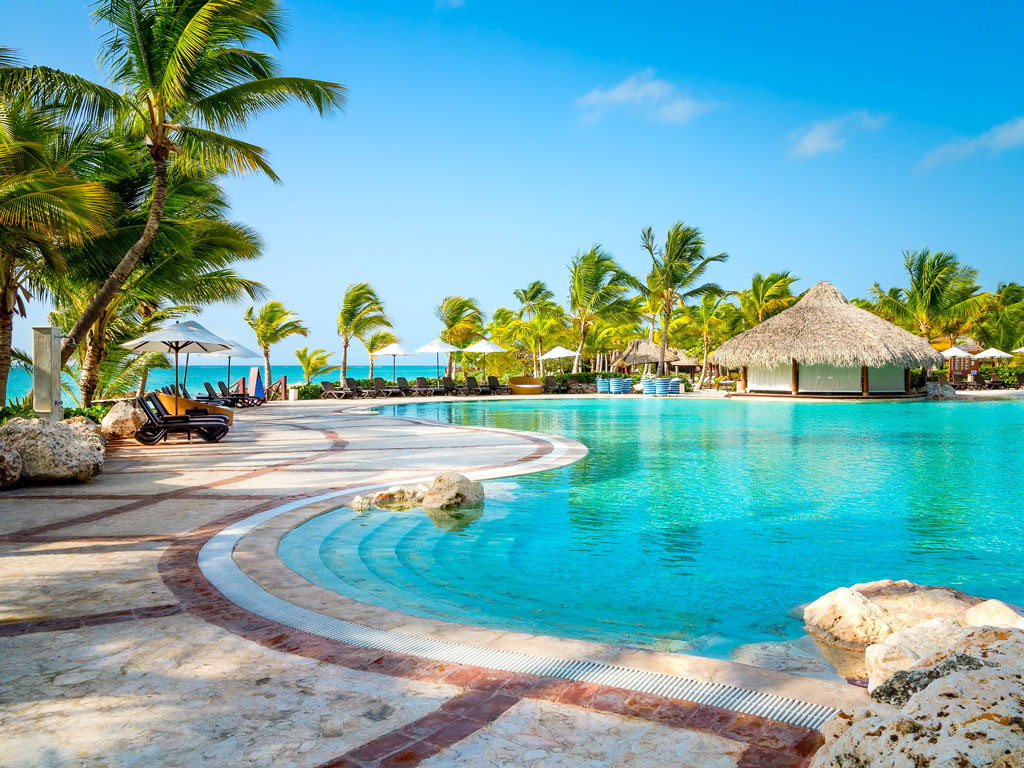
[4,363,449,405]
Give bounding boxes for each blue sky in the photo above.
[7,1,1024,363]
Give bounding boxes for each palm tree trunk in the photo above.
[78,340,103,407]
[341,339,348,381]
[697,335,710,390]
[659,308,671,377]
[573,335,585,374]
[0,297,13,406]
[368,355,374,380]
[263,349,272,398]
[60,148,170,366]
[447,352,454,378]
[136,368,149,399]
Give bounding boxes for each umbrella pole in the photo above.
[392,356,396,385]
[174,347,180,415]
[227,357,232,387]
[436,354,441,385]
[183,353,190,390]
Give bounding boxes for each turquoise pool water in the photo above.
[280,398,1024,661]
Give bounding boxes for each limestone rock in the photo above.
[100,400,145,439]
[925,381,957,399]
[919,627,1024,672]
[0,417,104,483]
[965,600,1024,630]
[422,472,484,510]
[0,441,22,488]
[349,495,371,512]
[812,667,1024,767]
[871,653,991,708]
[804,579,984,649]
[371,484,427,509]
[865,618,971,691]
[731,636,846,682]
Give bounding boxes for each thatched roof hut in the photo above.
[711,281,942,397]
[612,338,678,367]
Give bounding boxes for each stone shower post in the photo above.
[32,326,64,422]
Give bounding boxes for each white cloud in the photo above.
[921,116,1024,169]
[576,69,716,125]
[789,110,888,158]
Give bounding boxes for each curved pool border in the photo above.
[193,402,861,730]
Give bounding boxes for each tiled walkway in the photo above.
[0,400,846,767]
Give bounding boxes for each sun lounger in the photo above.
[487,376,511,394]
[198,382,235,406]
[464,376,491,395]
[395,377,414,396]
[986,373,1007,389]
[134,395,229,444]
[345,378,372,398]
[442,376,460,396]
[148,392,229,424]
[543,376,566,394]
[567,376,587,393]
[950,373,967,390]
[372,378,401,397]
[1016,373,1024,390]
[219,381,262,406]
[415,377,444,396]
[968,373,986,390]
[320,381,348,399]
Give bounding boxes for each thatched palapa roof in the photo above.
[612,338,681,366]
[711,281,943,369]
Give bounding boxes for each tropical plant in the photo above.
[975,282,1024,352]
[434,295,483,375]
[567,247,640,373]
[244,301,307,393]
[364,330,397,380]
[685,294,738,389]
[509,281,564,375]
[294,347,339,385]
[870,249,989,340]
[642,224,728,375]
[337,282,390,380]
[0,89,118,403]
[1,2,346,366]
[737,271,798,328]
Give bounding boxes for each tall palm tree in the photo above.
[975,282,1024,352]
[244,301,307,394]
[2,3,346,365]
[642,224,728,375]
[0,91,118,403]
[513,281,560,375]
[337,282,390,381]
[364,330,397,380]
[294,347,339,385]
[686,294,737,389]
[567,247,639,373]
[434,296,482,376]
[871,249,989,340]
[737,271,798,328]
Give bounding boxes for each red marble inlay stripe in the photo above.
[0,603,181,637]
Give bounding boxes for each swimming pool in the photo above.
[279,397,1024,665]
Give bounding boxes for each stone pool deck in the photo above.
[0,399,865,767]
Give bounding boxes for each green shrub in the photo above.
[63,404,111,423]
[294,383,324,400]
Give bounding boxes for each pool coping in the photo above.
[197,409,867,727]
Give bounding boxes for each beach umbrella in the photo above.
[1014,347,1024,354]
[539,345,579,360]
[122,320,229,412]
[941,346,973,358]
[416,338,459,383]
[371,342,411,383]
[204,340,261,386]
[975,347,1013,366]
[463,339,506,377]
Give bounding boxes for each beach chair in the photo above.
[395,377,414,396]
[968,373,986,390]
[986,373,1006,389]
[950,373,966,390]
[134,395,229,445]
[567,376,587,393]
[219,381,262,407]
[1016,373,1024,390]
[464,376,491,395]
[442,376,460,396]
[487,376,511,394]
[414,377,444,396]
[936,373,952,388]
[345,378,372,398]
[320,381,346,399]
[196,382,233,406]
[148,392,229,424]
[543,376,566,394]
[372,378,401,397]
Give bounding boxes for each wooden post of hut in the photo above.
[861,365,869,397]
[791,359,799,395]
[904,368,911,394]
[740,366,747,392]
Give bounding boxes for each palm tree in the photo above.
[737,271,798,328]
[686,294,737,389]
[0,91,118,403]
[365,330,398,380]
[975,282,1024,352]
[434,296,483,376]
[2,4,346,366]
[642,224,728,375]
[512,281,561,375]
[567,247,639,373]
[294,347,339,385]
[870,249,989,340]
[337,282,390,381]
[244,301,307,394]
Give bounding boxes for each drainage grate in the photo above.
[199,471,838,731]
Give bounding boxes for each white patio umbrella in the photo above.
[1014,347,1024,354]
[371,342,411,383]
[941,346,973,358]
[463,339,506,377]
[415,338,459,383]
[975,347,1013,365]
[122,320,229,412]
[539,345,580,375]
[204,340,261,386]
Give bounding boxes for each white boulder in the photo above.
[925,381,957,399]
[0,441,22,488]
[0,417,104,483]
[100,400,145,439]
[965,600,1024,630]
[422,472,484,509]
[865,618,972,691]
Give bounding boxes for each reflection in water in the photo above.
[425,505,484,532]
[279,398,1024,661]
